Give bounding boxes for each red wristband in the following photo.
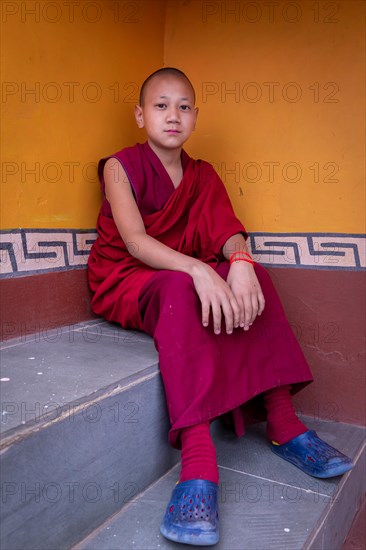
[229,256,255,266]
[229,251,254,264]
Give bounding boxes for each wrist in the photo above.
[187,258,204,277]
[229,251,255,266]
[230,259,254,269]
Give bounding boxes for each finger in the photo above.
[238,297,245,328]
[229,296,241,328]
[221,296,235,334]
[233,292,245,327]
[258,291,265,315]
[250,294,259,325]
[242,295,253,331]
[211,299,222,334]
[201,297,211,327]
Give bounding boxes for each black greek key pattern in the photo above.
[0,230,365,279]
[249,233,366,271]
[0,229,97,278]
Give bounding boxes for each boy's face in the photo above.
[134,75,198,154]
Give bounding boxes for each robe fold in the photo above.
[88,141,313,448]
[88,142,247,330]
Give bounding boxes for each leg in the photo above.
[160,422,220,546]
[263,385,354,478]
[138,265,314,447]
[138,271,220,545]
[263,384,308,444]
[180,423,219,484]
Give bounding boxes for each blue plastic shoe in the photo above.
[271,430,354,478]
[160,479,219,546]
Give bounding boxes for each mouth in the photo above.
[165,129,181,134]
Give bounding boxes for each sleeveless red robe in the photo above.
[88,142,313,448]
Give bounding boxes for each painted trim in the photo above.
[249,233,366,271]
[0,229,96,279]
[0,229,365,279]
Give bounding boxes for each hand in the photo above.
[226,261,265,331]
[190,262,240,334]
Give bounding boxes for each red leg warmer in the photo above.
[179,422,219,484]
[263,385,308,445]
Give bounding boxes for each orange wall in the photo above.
[1,0,166,229]
[1,0,364,235]
[164,0,365,234]
[1,1,364,426]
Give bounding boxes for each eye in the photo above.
[180,105,191,111]
[155,103,167,109]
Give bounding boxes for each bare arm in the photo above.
[222,232,249,260]
[104,158,242,334]
[104,158,199,275]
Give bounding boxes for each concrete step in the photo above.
[342,493,366,549]
[1,320,365,550]
[0,320,179,550]
[74,419,365,550]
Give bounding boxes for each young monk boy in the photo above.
[88,67,353,546]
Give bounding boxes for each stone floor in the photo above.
[1,319,365,550]
[75,418,365,550]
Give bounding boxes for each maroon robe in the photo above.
[88,142,313,448]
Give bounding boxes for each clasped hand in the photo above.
[191,261,265,334]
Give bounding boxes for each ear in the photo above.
[134,105,144,128]
[193,106,199,130]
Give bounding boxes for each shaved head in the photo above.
[139,67,196,106]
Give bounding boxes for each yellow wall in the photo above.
[1,0,365,234]
[164,0,365,233]
[1,0,166,229]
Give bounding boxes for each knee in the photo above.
[155,271,199,320]
[160,271,196,299]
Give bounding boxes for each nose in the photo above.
[166,106,180,123]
